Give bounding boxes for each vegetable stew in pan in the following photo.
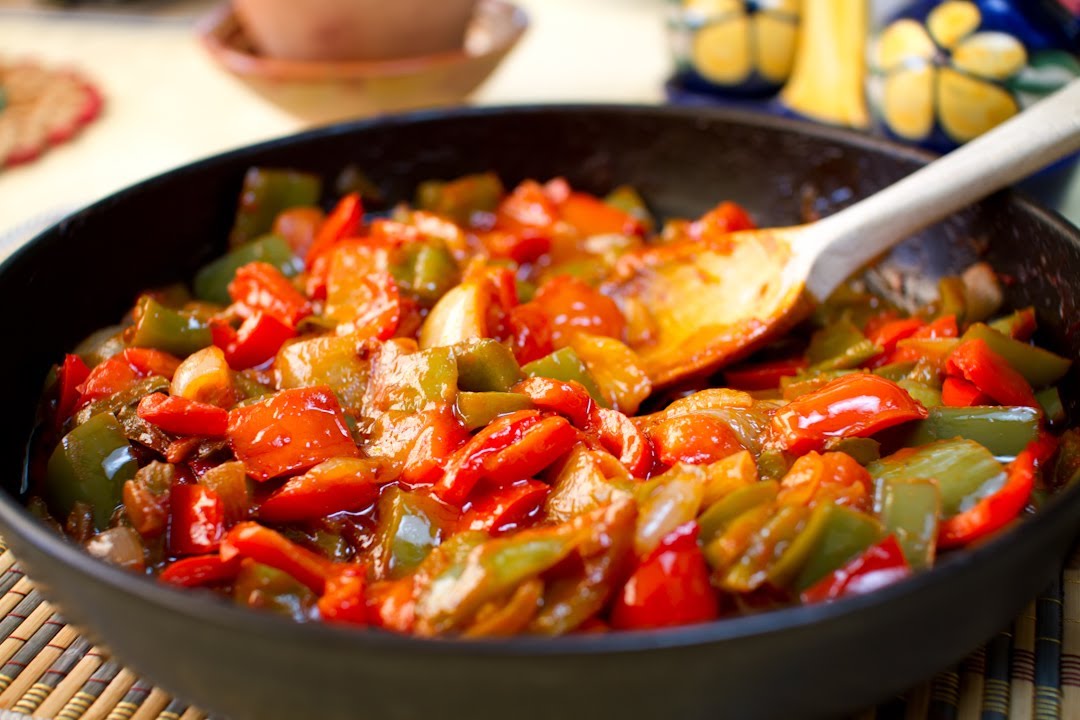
[28,168,1077,636]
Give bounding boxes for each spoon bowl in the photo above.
[607,80,1080,388]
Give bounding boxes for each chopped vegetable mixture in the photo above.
[30,168,1078,636]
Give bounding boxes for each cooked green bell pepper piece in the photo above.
[456,392,534,431]
[989,307,1036,338]
[128,296,212,357]
[1036,387,1065,424]
[962,323,1071,387]
[453,339,523,392]
[229,168,321,248]
[794,505,884,591]
[376,488,458,579]
[522,347,606,405]
[824,437,881,465]
[807,319,880,371]
[898,379,942,408]
[901,406,1039,459]
[415,172,504,225]
[937,276,967,324]
[767,503,835,588]
[416,524,579,633]
[46,413,138,530]
[878,478,940,571]
[721,504,810,592]
[869,438,1005,518]
[873,361,916,382]
[604,185,654,232]
[233,562,316,622]
[814,284,884,330]
[368,344,458,413]
[194,235,301,306]
[906,357,944,388]
[780,370,855,400]
[757,450,793,481]
[541,259,608,287]
[392,242,459,306]
[699,481,779,545]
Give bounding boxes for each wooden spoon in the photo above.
[605,80,1080,389]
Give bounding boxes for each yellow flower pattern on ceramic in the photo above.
[685,0,799,86]
[873,1,1028,143]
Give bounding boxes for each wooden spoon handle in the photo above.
[801,79,1080,301]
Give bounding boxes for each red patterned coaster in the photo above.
[0,60,103,168]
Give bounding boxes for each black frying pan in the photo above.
[1,106,1078,720]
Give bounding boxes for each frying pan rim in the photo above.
[2,103,1077,657]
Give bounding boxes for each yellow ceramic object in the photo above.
[938,67,1019,142]
[873,0,1031,143]
[926,0,980,49]
[693,15,751,84]
[685,0,799,88]
[779,0,869,129]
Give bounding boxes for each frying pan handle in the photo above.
[803,79,1080,301]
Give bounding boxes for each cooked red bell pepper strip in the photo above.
[989,307,1037,341]
[559,192,643,237]
[56,354,90,424]
[650,413,745,467]
[610,522,718,630]
[221,522,333,594]
[945,338,1038,409]
[272,206,324,257]
[533,275,626,346]
[122,348,182,379]
[690,201,756,242]
[771,374,928,455]
[136,393,229,437]
[77,357,140,406]
[724,357,808,390]
[864,318,923,368]
[508,303,554,365]
[306,193,362,268]
[495,180,559,234]
[593,406,653,477]
[160,554,241,587]
[868,318,924,353]
[914,314,958,339]
[1027,429,1060,468]
[511,377,595,428]
[168,483,226,556]
[228,261,313,328]
[938,444,1038,549]
[366,578,416,633]
[434,410,576,506]
[478,229,550,265]
[317,564,368,625]
[461,479,549,534]
[399,407,471,487]
[799,535,911,604]
[227,386,359,482]
[305,193,364,299]
[258,459,384,523]
[212,311,296,371]
[76,348,182,407]
[941,376,991,407]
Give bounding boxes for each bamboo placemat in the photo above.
[0,538,1073,720]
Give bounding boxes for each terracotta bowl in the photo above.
[233,0,480,61]
[197,0,527,125]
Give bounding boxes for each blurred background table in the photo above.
[0,0,671,250]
